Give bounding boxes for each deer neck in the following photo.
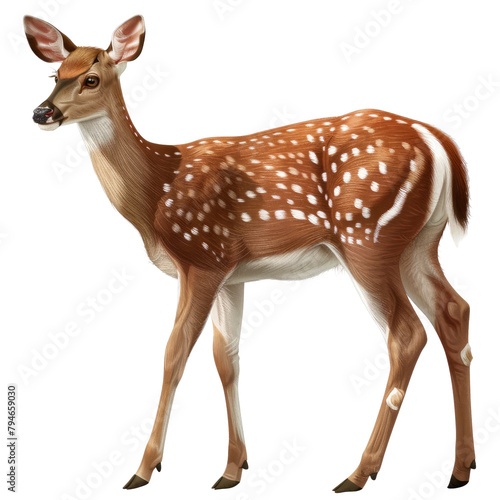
[78,91,180,247]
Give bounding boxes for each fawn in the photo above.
[24,14,474,493]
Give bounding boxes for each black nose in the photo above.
[33,106,54,124]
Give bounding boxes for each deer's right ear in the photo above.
[23,16,76,63]
[106,15,146,64]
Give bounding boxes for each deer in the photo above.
[24,14,475,494]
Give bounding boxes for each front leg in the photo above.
[211,283,248,489]
[123,266,227,490]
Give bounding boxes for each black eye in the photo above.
[85,76,99,88]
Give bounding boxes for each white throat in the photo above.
[78,113,115,151]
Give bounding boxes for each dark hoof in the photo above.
[123,474,149,490]
[470,459,476,470]
[333,478,362,493]
[212,476,240,490]
[155,462,162,472]
[447,475,468,489]
[370,472,378,480]
[242,460,249,470]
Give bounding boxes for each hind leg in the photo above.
[400,224,475,487]
[333,256,427,493]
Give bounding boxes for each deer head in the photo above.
[24,15,145,130]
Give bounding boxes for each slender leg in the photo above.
[211,282,248,489]
[123,266,226,490]
[334,260,427,493]
[400,224,475,488]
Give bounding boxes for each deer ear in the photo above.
[106,15,145,64]
[23,16,76,62]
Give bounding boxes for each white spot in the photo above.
[307,194,317,205]
[347,227,354,234]
[291,184,303,194]
[277,171,287,178]
[185,173,193,181]
[386,388,404,411]
[341,124,349,131]
[309,151,319,164]
[324,220,331,229]
[328,145,337,155]
[276,183,287,189]
[362,207,371,218]
[202,242,209,250]
[191,227,199,235]
[317,211,327,218]
[275,210,286,219]
[308,214,319,225]
[346,213,353,221]
[335,212,341,220]
[307,134,315,142]
[241,213,251,222]
[352,148,360,156]
[246,190,256,198]
[165,199,173,207]
[172,223,181,233]
[371,181,379,192]
[163,184,171,192]
[343,172,351,183]
[358,167,368,179]
[354,198,363,209]
[331,162,337,173]
[291,209,306,220]
[410,159,417,172]
[334,186,341,196]
[340,153,348,162]
[367,145,375,153]
[256,186,266,194]
[184,233,191,241]
[259,209,270,220]
[460,343,473,366]
[379,162,387,174]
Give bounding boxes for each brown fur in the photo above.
[58,47,101,79]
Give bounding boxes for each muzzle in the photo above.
[32,100,63,125]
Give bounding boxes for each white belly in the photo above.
[147,242,340,284]
[227,244,340,284]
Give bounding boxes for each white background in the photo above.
[2,1,500,499]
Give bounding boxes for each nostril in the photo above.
[32,106,53,124]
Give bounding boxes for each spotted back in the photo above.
[154,109,455,272]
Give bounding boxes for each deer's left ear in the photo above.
[107,15,145,64]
